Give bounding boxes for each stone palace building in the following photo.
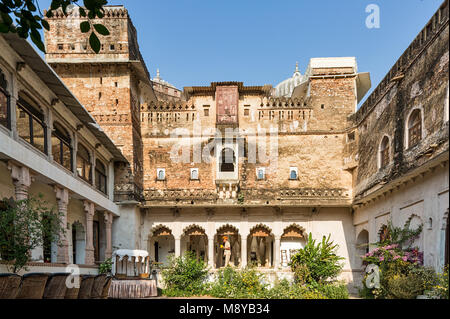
[0,2,448,289]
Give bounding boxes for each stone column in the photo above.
[274,236,281,269]
[7,162,43,261]
[265,237,271,267]
[175,236,181,258]
[208,237,214,268]
[104,212,113,259]
[241,237,247,268]
[8,162,31,201]
[84,201,95,265]
[55,186,70,264]
[256,237,263,266]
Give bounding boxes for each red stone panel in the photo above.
[216,86,238,124]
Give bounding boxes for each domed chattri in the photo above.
[274,62,305,98]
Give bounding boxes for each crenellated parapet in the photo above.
[44,5,129,19]
[141,100,197,112]
[258,96,311,109]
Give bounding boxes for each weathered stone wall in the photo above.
[351,1,449,275]
[352,5,449,199]
[141,71,357,206]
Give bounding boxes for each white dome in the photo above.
[274,62,304,98]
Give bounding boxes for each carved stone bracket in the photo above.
[8,162,32,200]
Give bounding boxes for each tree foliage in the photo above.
[0,0,108,53]
[0,195,65,273]
[161,252,209,295]
[376,215,423,250]
[290,233,344,284]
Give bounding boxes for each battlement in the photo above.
[44,5,129,19]
[142,100,197,112]
[352,0,449,124]
[258,96,311,109]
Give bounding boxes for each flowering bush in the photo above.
[359,218,441,299]
[362,244,423,267]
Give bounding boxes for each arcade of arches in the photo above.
[147,223,306,269]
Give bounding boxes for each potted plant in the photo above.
[99,258,113,275]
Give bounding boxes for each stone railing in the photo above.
[143,187,351,205]
[114,183,144,202]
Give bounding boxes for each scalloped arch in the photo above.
[249,223,273,236]
[182,224,207,236]
[150,224,173,237]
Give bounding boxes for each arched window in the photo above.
[190,168,199,180]
[408,109,422,148]
[380,136,390,168]
[220,148,235,172]
[157,168,165,181]
[76,143,92,183]
[289,167,298,180]
[0,69,10,129]
[52,122,72,171]
[16,93,47,154]
[95,159,107,194]
[257,167,265,180]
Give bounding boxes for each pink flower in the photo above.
[379,256,384,261]
[402,256,407,262]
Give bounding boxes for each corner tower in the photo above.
[44,5,157,201]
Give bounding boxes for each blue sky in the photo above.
[36,0,444,106]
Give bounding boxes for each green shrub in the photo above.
[385,274,425,299]
[425,266,449,299]
[0,195,65,273]
[290,233,344,284]
[161,252,209,296]
[264,279,328,299]
[316,282,349,299]
[99,258,113,275]
[209,266,267,299]
[362,249,439,299]
[293,264,312,285]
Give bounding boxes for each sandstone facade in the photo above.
[1,2,447,288]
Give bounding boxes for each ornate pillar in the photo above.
[8,162,31,200]
[241,237,247,268]
[174,236,181,258]
[274,236,281,269]
[83,201,95,265]
[7,162,43,260]
[104,212,113,259]
[55,186,70,264]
